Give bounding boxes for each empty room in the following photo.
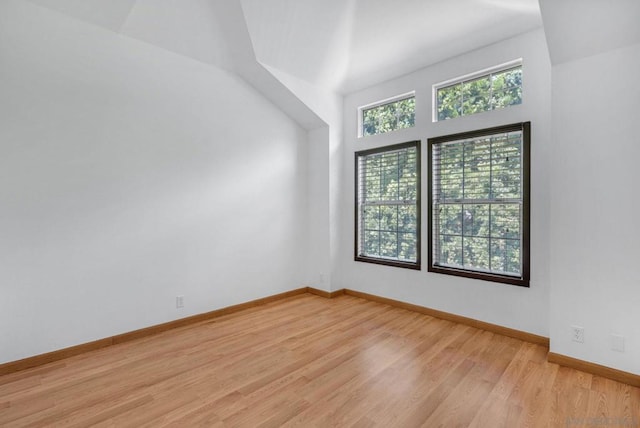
[1,0,639,426]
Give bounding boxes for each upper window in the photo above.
[428,122,530,286]
[355,141,420,269]
[434,60,522,122]
[359,93,415,137]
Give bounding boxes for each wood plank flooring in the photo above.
[1,293,638,427]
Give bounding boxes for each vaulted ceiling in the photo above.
[22,0,640,129]
[26,0,542,94]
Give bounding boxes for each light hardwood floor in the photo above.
[1,294,638,427]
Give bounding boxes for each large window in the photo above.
[434,60,522,122]
[359,93,415,137]
[355,141,420,269]
[428,123,530,286]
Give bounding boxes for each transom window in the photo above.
[428,123,530,286]
[355,141,420,269]
[359,93,415,137]
[434,60,522,122]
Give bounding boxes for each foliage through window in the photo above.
[361,95,415,137]
[355,141,420,269]
[428,123,530,286]
[435,63,522,121]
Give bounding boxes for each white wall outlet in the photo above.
[611,334,625,352]
[571,325,584,343]
[176,295,184,308]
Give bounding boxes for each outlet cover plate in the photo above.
[571,325,584,343]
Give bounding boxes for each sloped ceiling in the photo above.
[24,0,543,94]
[120,0,234,69]
[242,0,542,93]
[27,0,137,32]
[343,0,541,93]
[240,0,356,91]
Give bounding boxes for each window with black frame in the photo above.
[355,141,421,269]
[428,123,530,286]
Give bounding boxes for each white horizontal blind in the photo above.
[357,143,419,264]
[432,130,523,276]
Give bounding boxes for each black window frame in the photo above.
[427,122,530,287]
[354,140,421,270]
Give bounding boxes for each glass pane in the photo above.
[398,232,417,261]
[437,85,462,120]
[398,205,417,233]
[462,204,490,237]
[491,134,521,199]
[463,138,491,200]
[381,154,400,200]
[362,109,378,136]
[491,71,507,92]
[501,67,522,89]
[438,143,463,200]
[380,232,398,258]
[379,205,398,233]
[396,98,416,129]
[363,230,380,256]
[489,238,520,275]
[439,234,462,266]
[363,205,380,230]
[398,150,417,200]
[490,204,520,239]
[490,238,507,273]
[462,76,491,115]
[463,237,490,271]
[491,67,522,93]
[362,97,415,136]
[491,87,522,110]
[439,204,462,235]
[364,156,381,201]
[378,103,397,134]
[506,239,521,275]
[491,239,521,275]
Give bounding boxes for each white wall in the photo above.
[549,42,640,375]
[0,0,308,364]
[337,29,551,337]
[306,127,331,289]
[264,67,345,293]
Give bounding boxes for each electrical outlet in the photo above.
[571,325,584,343]
[176,295,184,308]
[611,334,625,352]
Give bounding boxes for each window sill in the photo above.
[428,265,529,287]
[355,256,421,271]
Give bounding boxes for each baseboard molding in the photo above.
[307,287,345,299]
[343,289,640,388]
[343,289,550,347]
[547,352,640,388]
[7,286,636,389]
[0,287,309,377]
